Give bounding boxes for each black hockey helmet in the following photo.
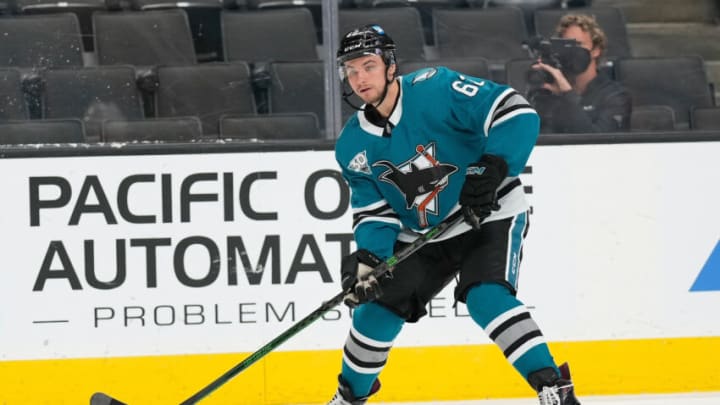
[337,24,396,80]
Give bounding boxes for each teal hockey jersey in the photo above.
[335,67,539,259]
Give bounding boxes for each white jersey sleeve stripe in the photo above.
[490,107,538,129]
[483,87,516,136]
[352,216,402,231]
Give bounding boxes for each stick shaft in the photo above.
[179,213,464,405]
[179,291,345,405]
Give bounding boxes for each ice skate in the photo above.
[528,362,581,405]
[327,375,380,405]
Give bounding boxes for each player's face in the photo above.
[343,54,392,104]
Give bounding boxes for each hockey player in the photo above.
[329,25,581,405]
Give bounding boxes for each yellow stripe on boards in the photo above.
[1,337,719,404]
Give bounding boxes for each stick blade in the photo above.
[90,392,128,405]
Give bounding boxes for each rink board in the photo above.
[1,142,719,403]
[2,337,720,404]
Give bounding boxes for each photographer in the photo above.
[528,14,631,133]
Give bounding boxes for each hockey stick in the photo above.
[90,392,127,405]
[178,212,465,405]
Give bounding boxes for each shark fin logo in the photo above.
[690,240,720,292]
[411,67,437,85]
[373,142,457,227]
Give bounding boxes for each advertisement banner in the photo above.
[1,143,719,364]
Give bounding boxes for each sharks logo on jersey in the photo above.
[373,142,457,227]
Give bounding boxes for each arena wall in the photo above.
[1,133,719,404]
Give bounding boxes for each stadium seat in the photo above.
[102,117,203,142]
[626,23,720,61]
[470,0,562,34]
[630,105,676,131]
[129,0,232,62]
[154,63,256,136]
[354,0,465,6]
[533,7,632,61]
[594,0,716,24]
[0,119,85,144]
[616,56,713,128]
[565,0,591,7]
[433,7,529,65]
[352,0,467,46]
[245,0,355,43]
[691,106,720,130]
[504,58,536,95]
[339,7,426,61]
[0,14,83,69]
[221,9,318,63]
[12,0,114,51]
[269,61,325,128]
[93,10,197,67]
[400,58,490,79]
[219,112,322,140]
[42,66,145,142]
[0,68,30,120]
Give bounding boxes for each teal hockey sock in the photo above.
[340,302,404,397]
[466,282,559,380]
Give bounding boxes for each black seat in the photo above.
[154,63,256,136]
[0,14,83,69]
[597,0,714,24]
[93,10,197,67]
[691,106,720,130]
[400,58,490,79]
[42,66,144,142]
[0,119,85,144]
[339,8,426,60]
[246,0,355,43]
[219,112,321,140]
[0,68,29,120]
[269,61,325,128]
[221,9,318,63]
[630,105,676,131]
[12,0,112,51]
[565,0,591,6]
[504,58,536,95]
[534,7,632,61]
[102,117,203,142]
[354,0,465,7]
[616,56,713,127]
[130,0,230,62]
[433,7,529,65]
[471,0,562,33]
[353,0,467,45]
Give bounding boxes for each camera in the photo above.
[524,36,591,86]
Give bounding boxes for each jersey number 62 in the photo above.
[451,76,484,97]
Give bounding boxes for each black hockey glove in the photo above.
[340,249,384,308]
[459,154,508,230]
